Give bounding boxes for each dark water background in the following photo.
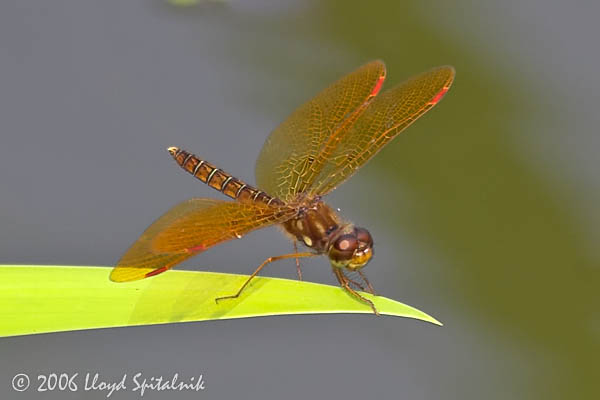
[1,1,598,399]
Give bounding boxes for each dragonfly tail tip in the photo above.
[167,146,179,155]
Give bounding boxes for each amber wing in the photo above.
[307,66,455,196]
[255,60,386,202]
[110,199,295,282]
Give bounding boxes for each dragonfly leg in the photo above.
[293,240,303,280]
[333,268,379,315]
[358,270,376,295]
[215,252,317,303]
[343,274,366,291]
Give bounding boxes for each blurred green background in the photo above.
[1,1,598,399]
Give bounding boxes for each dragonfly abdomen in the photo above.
[167,147,284,206]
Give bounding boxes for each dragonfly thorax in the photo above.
[282,201,374,270]
[282,201,341,253]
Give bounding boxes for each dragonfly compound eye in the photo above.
[329,234,358,267]
[353,227,373,248]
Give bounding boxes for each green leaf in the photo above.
[0,265,441,337]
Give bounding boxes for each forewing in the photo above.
[255,60,386,202]
[308,66,455,196]
[110,199,295,282]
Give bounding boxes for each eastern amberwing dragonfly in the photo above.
[111,60,455,314]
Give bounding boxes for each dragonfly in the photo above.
[111,60,455,314]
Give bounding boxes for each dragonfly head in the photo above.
[328,226,374,271]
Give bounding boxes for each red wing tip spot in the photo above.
[145,266,169,278]
[429,87,450,105]
[187,244,206,252]
[369,76,386,97]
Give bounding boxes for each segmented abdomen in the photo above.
[167,147,284,206]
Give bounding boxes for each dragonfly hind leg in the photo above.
[215,252,317,303]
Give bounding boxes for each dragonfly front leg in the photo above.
[333,268,379,315]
